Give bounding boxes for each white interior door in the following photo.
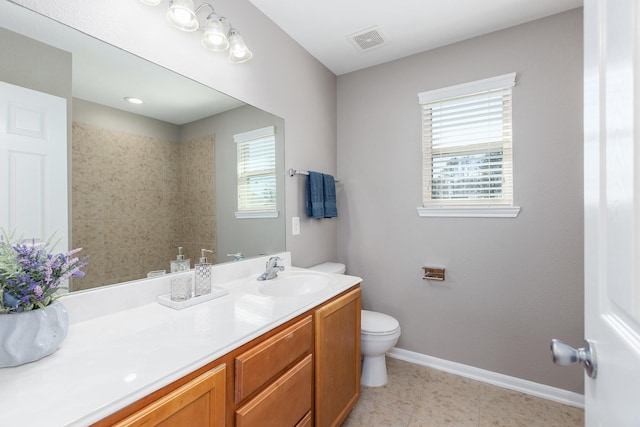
[0,80,68,250]
[584,0,640,424]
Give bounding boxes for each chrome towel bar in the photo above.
[288,168,340,181]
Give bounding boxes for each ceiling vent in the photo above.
[347,26,389,52]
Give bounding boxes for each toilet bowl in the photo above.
[309,262,402,387]
[360,310,401,387]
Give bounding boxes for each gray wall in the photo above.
[12,0,338,269]
[337,9,584,393]
[0,27,71,99]
[180,105,286,261]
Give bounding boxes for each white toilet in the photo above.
[309,262,402,387]
[360,309,401,387]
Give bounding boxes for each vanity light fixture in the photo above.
[202,13,230,51]
[138,0,252,63]
[228,28,252,63]
[166,0,199,31]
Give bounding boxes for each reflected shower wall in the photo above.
[70,99,215,291]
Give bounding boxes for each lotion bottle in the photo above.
[194,249,214,296]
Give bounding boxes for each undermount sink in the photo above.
[258,270,335,297]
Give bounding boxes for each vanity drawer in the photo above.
[235,316,312,402]
[235,354,313,427]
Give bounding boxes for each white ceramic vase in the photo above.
[0,301,69,368]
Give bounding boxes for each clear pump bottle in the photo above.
[194,249,214,296]
[170,247,190,273]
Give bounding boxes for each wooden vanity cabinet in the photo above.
[94,284,361,427]
[112,364,226,427]
[315,287,362,427]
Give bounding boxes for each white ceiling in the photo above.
[248,0,583,75]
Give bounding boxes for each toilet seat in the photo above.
[361,310,400,335]
[308,262,346,274]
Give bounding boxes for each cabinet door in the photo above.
[295,412,312,427]
[113,364,226,427]
[314,287,361,427]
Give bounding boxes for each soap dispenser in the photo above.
[194,249,214,296]
[170,247,190,273]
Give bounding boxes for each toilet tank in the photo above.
[308,262,346,274]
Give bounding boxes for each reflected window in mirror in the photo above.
[234,126,278,219]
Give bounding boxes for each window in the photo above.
[234,126,278,219]
[417,73,520,218]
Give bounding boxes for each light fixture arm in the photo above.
[192,3,215,29]
[194,3,214,15]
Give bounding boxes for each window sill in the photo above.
[235,210,280,219]
[417,206,521,218]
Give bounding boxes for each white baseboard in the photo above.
[387,347,584,409]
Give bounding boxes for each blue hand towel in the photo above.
[323,174,337,218]
[305,176,312,217]
[306,171,325,219]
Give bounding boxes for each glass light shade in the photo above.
[166,0,199,32]
[228,30,253,63]
[138,0,162,5]
[202,15,229,51]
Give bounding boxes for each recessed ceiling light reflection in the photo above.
[124,97,144,105]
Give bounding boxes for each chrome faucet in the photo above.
[257,256,284,281]
[227,252,245,261]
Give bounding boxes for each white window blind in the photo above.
[234,126,276,214]
[419,73,516,208]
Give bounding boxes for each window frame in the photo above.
[417,73,520,218]
[234,126,279,219]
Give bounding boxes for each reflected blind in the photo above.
[419,73,516,206]
[234,126,276,212]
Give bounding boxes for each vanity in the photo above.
[0,253,361,427]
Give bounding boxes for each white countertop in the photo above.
[0,253,361,427]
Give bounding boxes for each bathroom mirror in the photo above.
[0,2,286,291]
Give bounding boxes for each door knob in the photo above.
[550,339,597,379]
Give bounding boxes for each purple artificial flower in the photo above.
[0,232,88,313]
[33,285,43,299]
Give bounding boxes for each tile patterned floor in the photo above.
[343,358,584,427]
